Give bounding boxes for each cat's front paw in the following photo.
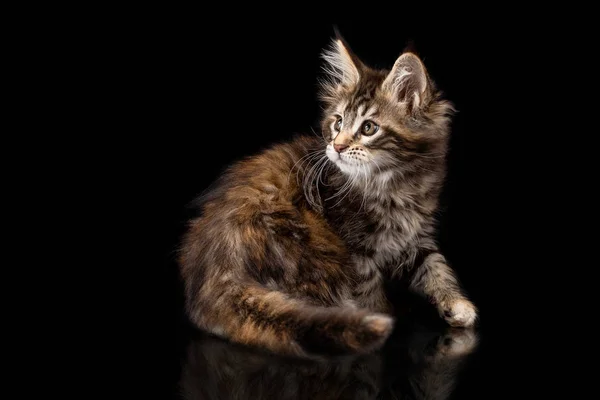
[440,299,477,328]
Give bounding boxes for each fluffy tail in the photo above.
[186,280,394,358]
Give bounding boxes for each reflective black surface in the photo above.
[173,314,483,400]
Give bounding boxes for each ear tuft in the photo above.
[320,38,361,90]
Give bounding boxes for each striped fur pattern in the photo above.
[179,35,477,358]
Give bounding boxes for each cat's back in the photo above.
[195,135,323,213]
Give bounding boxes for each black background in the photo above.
[102,6,570,398]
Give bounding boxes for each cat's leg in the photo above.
[409,253,477,327]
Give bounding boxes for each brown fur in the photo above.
[178,35,477,358]
[179,136,391,357]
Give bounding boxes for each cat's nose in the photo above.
[334,143,349,153]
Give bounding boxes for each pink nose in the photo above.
[334,143,349,153]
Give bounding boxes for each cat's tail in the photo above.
[186,280,394,358]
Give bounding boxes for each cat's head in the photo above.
[319,35,454,176]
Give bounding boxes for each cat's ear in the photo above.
[321,36,362,89]
[382,52,430,112]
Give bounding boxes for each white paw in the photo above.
[441,299,477,328]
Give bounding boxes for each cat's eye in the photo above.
[361,120,379,136]
[334,117,343,131]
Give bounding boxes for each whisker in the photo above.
[290,150,324,186]
[287,149,322,183]
[309,127,330,146]
[372,157,383,176]
[358,163,369,212]
[303,154,329,210]
[297,152,325,183]
[315,156,331,195]
[329,167,358,208]
[325,169,354,201]
[318,161,333,187]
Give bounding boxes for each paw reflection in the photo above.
[437,328,479,357]
[180,324,479,400]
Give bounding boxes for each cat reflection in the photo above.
[179,324,478,400]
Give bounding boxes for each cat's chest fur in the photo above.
[363,198,425,262]
[323,180,431,269]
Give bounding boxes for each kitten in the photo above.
[178,34,477,357]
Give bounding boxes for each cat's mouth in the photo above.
[326,144,374,175]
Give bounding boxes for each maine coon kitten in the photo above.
[179,35,477,357]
